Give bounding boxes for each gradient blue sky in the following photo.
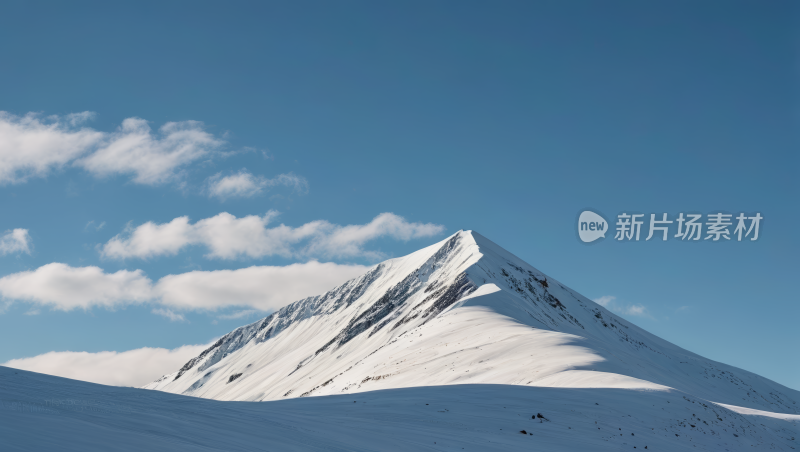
[0,1,797,390]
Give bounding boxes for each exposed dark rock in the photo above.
[316,234,476,354]
[421,273,476,319]
[173,264,385,380]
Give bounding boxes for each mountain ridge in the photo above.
[145,230,799,418]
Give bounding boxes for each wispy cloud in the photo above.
[593,295,615,307]
[0,229,31,255]
[217,309,259,320]
[0,111,225,186]
[592,295,652,318]
[84,220,106,232]
[207,170,308,200]
[77,118,223,185]
[101,212,445,261]
[152,308,187,322]
[3,342,212,387]
[624,304,649,317]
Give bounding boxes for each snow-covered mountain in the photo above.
[4,230,797,451]
[145,230,798,420]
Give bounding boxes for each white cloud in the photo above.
[217,309,259,320]
[623,304,648,317]
[0,112,225,186]
[592,295,651,318]
[0,111,103,184]
[304,212,446,260]
[0,263,152,310]
[3,343,211,387]
[0,229,32,255]
[78,118,223,185]
[103,216,196,260]
[154,262,369,311]
[84,221,105,232]
[207,170,308,200]
[593,295,615,307]
[152,308,186,322]
[0,261,368,312]
[102,211,446,260]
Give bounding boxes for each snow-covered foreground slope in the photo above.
[145,231,798,420]
[2,366,798,451]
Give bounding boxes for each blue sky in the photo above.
[0,1,797,390]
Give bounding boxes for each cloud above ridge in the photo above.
[101,212,446,260]
[0,261,369,312]
[154,262,367,310]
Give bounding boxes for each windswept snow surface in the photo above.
[1,366,797,451]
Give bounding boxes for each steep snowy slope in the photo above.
[3,366,798,451]
[146,230,799,420]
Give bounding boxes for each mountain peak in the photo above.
[145,231,799,419]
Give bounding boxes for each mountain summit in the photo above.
[145,231,797,417]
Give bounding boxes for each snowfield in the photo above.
[2,367,798,451]
[0,367,800,451]
[2,230,797,450]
